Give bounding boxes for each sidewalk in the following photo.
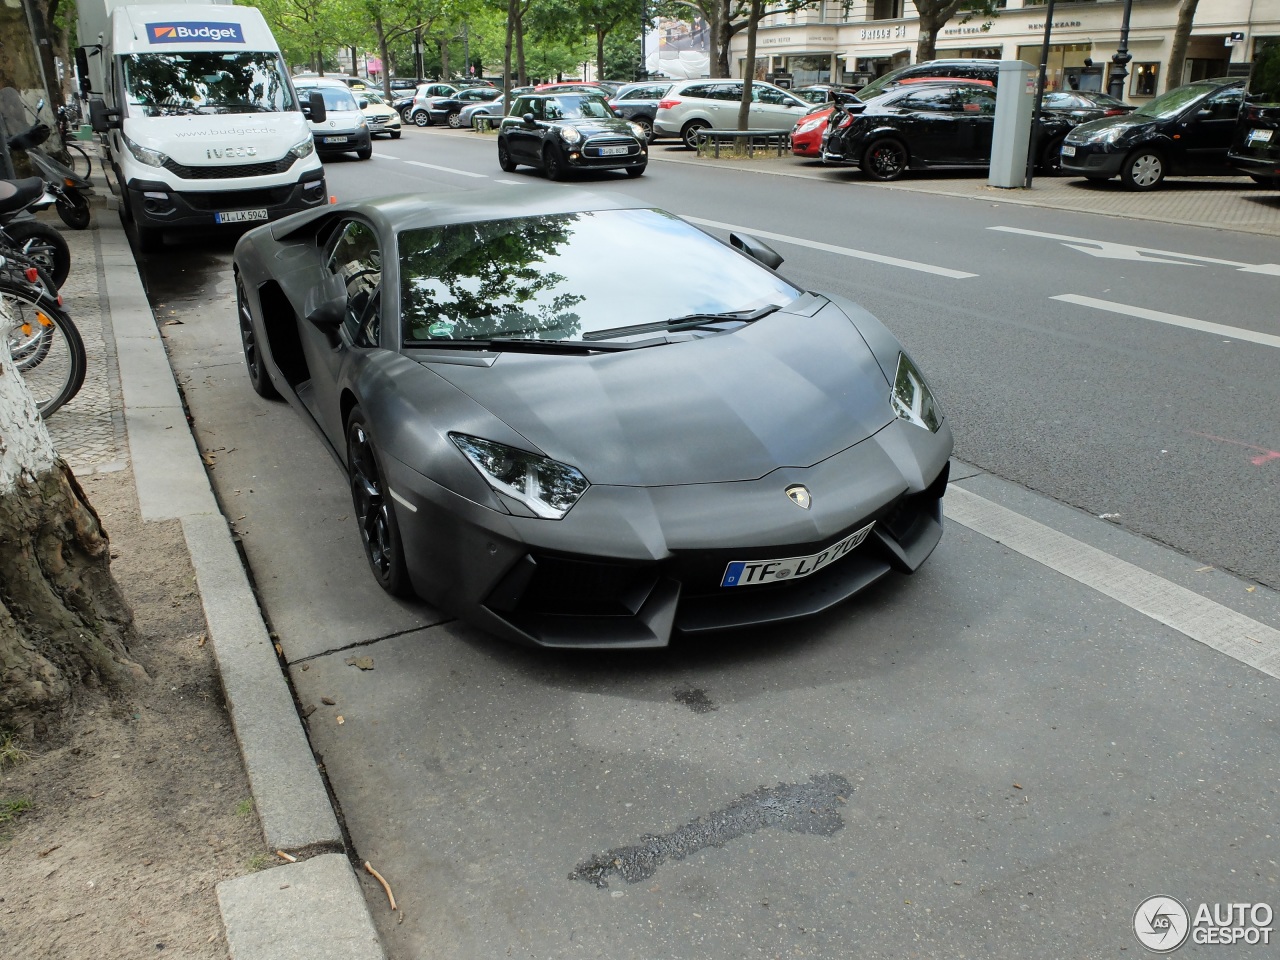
[41,205,386,960]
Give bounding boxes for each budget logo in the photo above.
[146,22,245,44]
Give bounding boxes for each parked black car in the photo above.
[498,94,647,180]
[1060,78,1245,190]
[426,87,503,127]
[1229,47,1280,186]
[855,59,998,102]
[821,81,1073,181]
[1040,91,1135,122]
[608,81,673,140]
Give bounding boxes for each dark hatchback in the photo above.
[1229,46,1280,185]
[821,81,1073,181]
[1060,78,1245,190]
[499,94,648,180]
[1040,90,1135,122]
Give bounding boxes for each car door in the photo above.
[951,86,997,163]
[709,82,744,127]
[504,97,543,161]
[1179,84,1244,173]
[752,85,810,129]
[296,219,383,449]
[888,87,959,164]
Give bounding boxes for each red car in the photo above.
[792,105,836,158]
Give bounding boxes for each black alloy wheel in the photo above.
[236,274,279,400]
[542,144,567,181]
[862,138,908,181]
[346,409,412,597]
[56,192,92,229]
[498,138,517,172]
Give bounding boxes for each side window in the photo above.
[1201,87,1243,120]
[715,83,743,101]
[954,87,996,115]
[327,221,382,346]
[897,88,957,113]
[754,86,788,105]
[511,97,530,116]
[682,84,712,100]
[544,100,563,120]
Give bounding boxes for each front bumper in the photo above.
[314,128,372,153]
[1060,142,1124,177]
[124,167,327,230]
[381,418,952,649]
[1228,151,1280,179]
[368,115,402,135]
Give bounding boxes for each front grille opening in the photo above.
[514,556,658,618]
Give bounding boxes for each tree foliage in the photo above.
[913,0,1001,63]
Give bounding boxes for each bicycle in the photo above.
[55,102,93,181]
[0,252,86,416]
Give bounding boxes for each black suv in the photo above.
[1229,47,1280,185]
[1060,78,1244,190]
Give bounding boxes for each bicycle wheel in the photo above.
[1,279,86,416]
[63,140,92,180]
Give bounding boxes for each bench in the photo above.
[695,128,792,158]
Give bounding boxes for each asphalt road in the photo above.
[136,128,1280,958]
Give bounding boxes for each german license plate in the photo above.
[1061,144,1076,157]
[322,135,348,144]
[214,209,268,224]
[720,521,875,588]
[600,145,628,156]
[1247,128,1273,144]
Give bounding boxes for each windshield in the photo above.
[122,51,295,116]
[1133,83,1215,119]
[399,209,801,343]
[545,96,615,120]
[300,87,359,111]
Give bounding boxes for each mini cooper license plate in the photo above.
[323,135,348,144]
[1247,128,1274,144]
[599,145,629,156]
[1060,144,1076,157]
[720,521,876,588]
[215,209,268,224]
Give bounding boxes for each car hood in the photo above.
[1070,113,1155,141]
[423,301,896,486]
[555,118,636,137]
[120,114,312,164]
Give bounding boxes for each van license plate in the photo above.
[1247,128,1273,144]
[215,209,269,224]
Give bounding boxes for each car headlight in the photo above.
[890,352,942,432]
[559,126,582,144]
[288,137,315,159]
[795,116,826,135]
[123,133,166,167]
[450,434,589,519]
[628,121,646,139]
[357,116,368,128]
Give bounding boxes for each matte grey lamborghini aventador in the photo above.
[232,187,953,648]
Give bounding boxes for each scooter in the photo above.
[0,177,70,288]
[7,98,94,230]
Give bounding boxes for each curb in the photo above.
[96,211,386,958]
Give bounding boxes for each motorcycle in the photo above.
[7,98,94,231]
[0,177,70,288]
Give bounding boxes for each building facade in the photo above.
[729,0,1279,100]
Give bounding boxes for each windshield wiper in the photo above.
[584,304,780,341]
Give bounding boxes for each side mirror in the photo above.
[75,47,93,95]
[89,98,120,132]
[304,274,347,331]
[729,232,784,270]
[522,112,537,127]
[304,91,327,124]
[357,98,369,109]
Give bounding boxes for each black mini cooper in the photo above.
[498,94,648,180]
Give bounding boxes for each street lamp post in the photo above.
[1108,0,1135,100]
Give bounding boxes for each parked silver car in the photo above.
[458,87,534,128]
[654,79,811,148]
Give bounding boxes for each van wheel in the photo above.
[134,223,164,254]
[1120,149,1165,190]
[356,142,372,160]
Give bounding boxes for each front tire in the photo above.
[235,274,280,400]
[542,144,567,181]
[625,164,646,178]
[681,119,709,150]
[1040,138,1065,176]
[6,220,70,288]
[862,137,908,181]
[346,409,413,598]
[1120,148,1165,191]
[356,142,373,160]
[498,138,517,172]
[390,130,402,140]
[56,192,92,229]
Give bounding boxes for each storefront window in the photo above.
[1015,42,1091,92]
[872,0,903,20]
[786,55,832,86]
[1131,62,1159,97]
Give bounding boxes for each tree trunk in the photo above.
[714,0,731,78]
[0,343,140,741]
[1166,0,1201,92]
[439,36,450,79]
[516,14,527,86]
[597,26,606,82]
[376,19,392,98]
[915,19,940,63]
[504,0,515,100]
[736,0,762,130]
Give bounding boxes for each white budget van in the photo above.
[84,4,328,251]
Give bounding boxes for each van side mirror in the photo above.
[89,98,120,132]
[75,47,93,95]
[303,91,327,124]
[357,98,369,109]
[304,274,347,331]
[729,232,784,270]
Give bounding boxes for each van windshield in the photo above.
[122,51,295,116]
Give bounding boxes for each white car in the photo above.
[295,79,372,160]
[654,79,810,149]
[359,91,403,139]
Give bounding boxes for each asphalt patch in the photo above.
[569,773,852,888]
[673,687,717,713]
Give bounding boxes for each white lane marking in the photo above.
[990,225,1280,275]
[1053,294,1280,349]
[389,488,418,513]
[684,216,978,280]
[495,179,524,185]
[400,159,489,178]
[945,486,1280,680]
